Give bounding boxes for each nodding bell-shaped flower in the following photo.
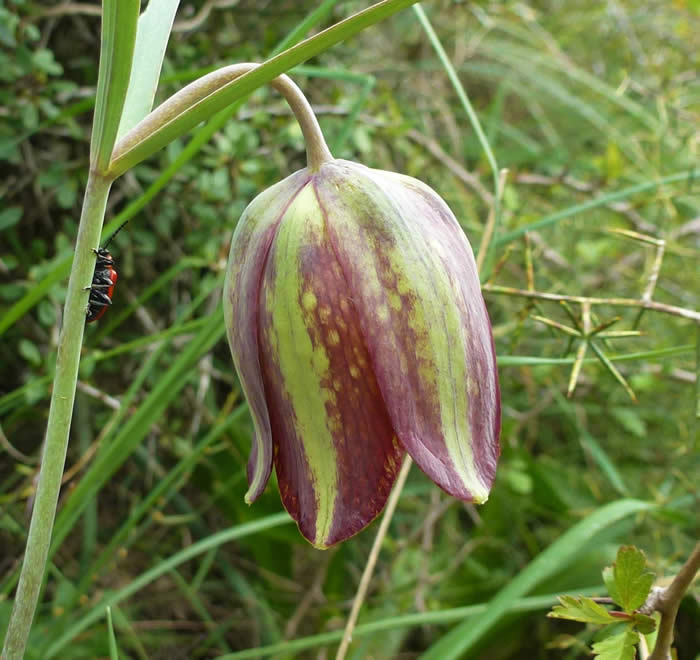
[222,73,499,548]
[223,159,501,548]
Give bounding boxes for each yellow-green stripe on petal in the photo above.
[223,169,311,503]
[257,183,403,548]
[315,160,500,503]
[224,156,500,547]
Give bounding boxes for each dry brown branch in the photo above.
[0,425,37,464]
[284,551,333,639]
[335,456,413,660]
[33,0,241,33]
[477,168,508,272]
[647,541,700,660]
[172,0,239,32]
[406,129,494,206]
[483,284,700,323]
[36,2,101,20]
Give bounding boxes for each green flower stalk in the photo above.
[223,78,500,548]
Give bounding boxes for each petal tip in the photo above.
[244,467,269,504]
[471,490,490,505]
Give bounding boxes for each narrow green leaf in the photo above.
[609,546,655,613]
[591,629,638,660]
[0,254,71,336]
[419,499,653,660]
[580,431,629,496]
[106,607,119,660]
[221,588,605,659]
[67,407,246,610]
[590,341,637,402]
[495,171,697,245]
[412,2,501,275]
[268,0,337,57]
[108,0,419,175]
[91,0,140,171]
[0,206,22,230]
[610,408,646,439]
[547,595,618,625]
[116,0,180,141]
[48,312,225,558]
[43,513,293,658]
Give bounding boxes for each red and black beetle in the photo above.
[85,221,128,323]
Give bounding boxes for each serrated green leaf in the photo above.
[630,613,656,635]
[591,629,638,660]
[610,546,655,613]
[603,565,621,605]
[548,595,618,625]
[642,612,661,651]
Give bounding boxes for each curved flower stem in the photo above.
[110,63,334,174]
[648,540,700,660]
[336,456,413,660]
[2,171,113,660]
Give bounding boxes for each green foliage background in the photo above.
[1,0,698,658]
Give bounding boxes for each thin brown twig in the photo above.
[76,380,121,410]
[335,456,413,660]
[415,489,441,612]
[284,551,334,639]
[477,168,509,273]
[642,240,666,303]
[0,424,37,464]
[171,0,239,32]
[31,0,241,33]
[34,2,101,20]
[483,284,700,323]
[405,129,494,206]
[566,301,591,397]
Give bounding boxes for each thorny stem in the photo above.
[335,456,413,660]
[111,63,333,173]
[483,284,700,323]
[647,541,700,660]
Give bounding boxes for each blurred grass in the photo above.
[1,1,698,658]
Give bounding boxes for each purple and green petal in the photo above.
[258,183,404,548]
[223,169,310,503]
[315,160,500,503]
